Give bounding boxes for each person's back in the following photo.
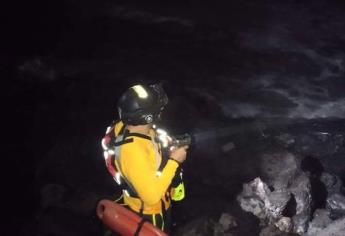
[101,84,188,233]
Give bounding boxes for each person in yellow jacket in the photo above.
[102,83,188,233]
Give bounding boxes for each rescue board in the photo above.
[97,199,168,236]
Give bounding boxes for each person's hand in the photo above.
[169,145,188,164]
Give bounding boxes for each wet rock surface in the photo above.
[237,177,291,222]
[305,217,345,236]
[326,193,345,219]
[237,153,312,235]
[290,174,312,234]
[260,224,298,236]
[306,209,332,235]
[236,149,345,235]
[320,172,343,196]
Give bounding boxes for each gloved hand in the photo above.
[169,145,188,164]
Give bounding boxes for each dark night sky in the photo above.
[2,0,345,235]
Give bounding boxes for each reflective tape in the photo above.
[108,149,115,155]
[132,85,148,98]
[106,126,112,134]
[156,128,172,148]
[124,190,130,196]
[114,173,122,185]
[160,213,165,230]
[101,138,108,150]
[171,182,185,201]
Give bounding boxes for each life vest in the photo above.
[101,121,185,210]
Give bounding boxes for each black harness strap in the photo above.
[134,218,148,236]
[126,132,152,140]
[139,200,144,216]
[133,196,145,236]
[113,138,134,146]
[112,125,140,198]
[161,199,166,214]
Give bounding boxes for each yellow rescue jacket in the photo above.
[113,121,179,215]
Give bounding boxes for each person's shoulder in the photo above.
[120,137,151,166]
[121,135,149,153]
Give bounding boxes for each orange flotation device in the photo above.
[97,199,168,236]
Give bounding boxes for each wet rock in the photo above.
[300,155,327,213]
[213,213,237,235]
[274,217,293,233]
[175,216,215,236]
[237,177,290,222]
[260,224,297,236]
[290,173,312,234]
[321,172,343,195]
[307,217,345,236]
[326,193,345,219]
[305,209,332,235]
[267,191,292,219]
[239,152,312,235]
[260,152,299,190]
[237,177,271,220]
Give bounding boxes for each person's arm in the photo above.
[122,145,179,205]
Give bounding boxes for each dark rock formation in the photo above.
[320,172,343,196]
[213,213,238,235]
[289,174,312,234]
[173,213,239,236]
[305,217,345,236]
[260,224,298,236]
[237,148,345,236]
[237,177,290,222]
[174,216,216,236]
[326,193,345,220]
[238,152,312,235]
[260,152,299,190]
[305,209,332,235]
